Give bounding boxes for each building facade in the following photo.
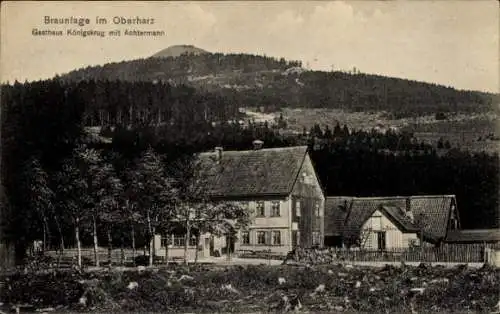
[360,208,420,250]
[154,142,325,258]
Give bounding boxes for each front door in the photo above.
[292,231,298,248]
[226,235,235,254]
[204,237,210,258]
[209,236,215,256]
[377,231,386,250]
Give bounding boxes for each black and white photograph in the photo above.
[0,1,499,312]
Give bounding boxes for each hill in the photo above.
[151,44,209,58]
[60,47,499,117]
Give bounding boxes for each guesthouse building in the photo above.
[153,141,325,259]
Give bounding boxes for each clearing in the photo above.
[1,263,498,313]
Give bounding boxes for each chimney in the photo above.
[405,197,411,212]
[252,139,264,150]
[214,146,223,163]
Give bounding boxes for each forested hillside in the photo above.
[6,80,241,127]
[60,49,499,117]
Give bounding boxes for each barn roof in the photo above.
[325,197,351,236]
[332,195,457,243]
[342,197,408,240]
[409,195,456,241]
[379,206,420,233]
[445,229,500,243]
[196,146,309,198]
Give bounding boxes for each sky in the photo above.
[1,1,498,92]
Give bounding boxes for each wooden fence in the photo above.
[296,243,500,264]
[44,248,140,266]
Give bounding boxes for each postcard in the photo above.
[1,1,499,313]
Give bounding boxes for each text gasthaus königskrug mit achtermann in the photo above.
[32,28,165,37]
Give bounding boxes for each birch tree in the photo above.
[96,161,124,266]
[22,157,54,253]
[54,146,93,269]
[129,147,177,266]
[82,148,105,267]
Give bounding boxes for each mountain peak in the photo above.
[151,45,209,58]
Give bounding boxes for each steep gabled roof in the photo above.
[325,197,351,236]
[342,197,408,240]
[197,146,308,198]
[379,206,419,233]
[409,195,456,241]
[337,195,457,243]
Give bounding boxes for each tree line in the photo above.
[2,79,241,128]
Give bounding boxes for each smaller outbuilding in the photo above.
[444,229,500,244]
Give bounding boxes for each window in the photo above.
[241,201,249,211]
[257,231,266,244]
[315,203,321,217]
[173,235,185,247]
[450,205,458,229]
[272,231,281,245]
[161,236,171,247]
[409,238,419,248]
[303,172,313,184]
[295,200,301,217]
[271,201,280,217]
[312,232,320,246]
[189,236,198,247]
[376,231,386,250]
[241,231,250,245]
[170,235,197,247]
[256,201,265,217]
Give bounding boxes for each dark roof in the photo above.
[197,146,308,198]
[409,195,456,241]
[333,195,456,243]
[325,197,351,236]
[445,229,500,243]
[379,206,419,233]
[342,197,408,240]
